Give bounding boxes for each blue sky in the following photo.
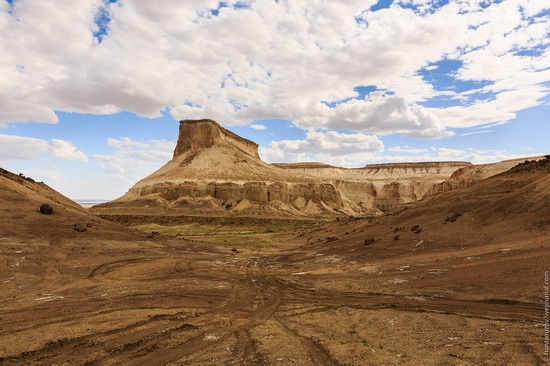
[0,0,549,199]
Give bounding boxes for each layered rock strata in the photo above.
[92,119,471,218]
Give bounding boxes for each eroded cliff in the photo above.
[92,119,473,218]
[173,119,259,159]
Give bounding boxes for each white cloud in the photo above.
[49,139,88,161]
[93,137,175,181]
[322,93,452,138]
[0,135,87,161]
[388,146,428,153]
[260,129,384,166]
[460,130,494,136]
[0,0,548,138]
[437,147,466,159]
[249,124,266,130]
[363,148,541,165]
[434,85,548,128]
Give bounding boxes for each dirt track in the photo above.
[0,236,545,365]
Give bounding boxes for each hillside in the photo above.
[0,167,143,241]
[91,119,471,218]
[295,156,550,303]
[427,155,546,195]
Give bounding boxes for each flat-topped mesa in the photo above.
[173,119,260,159]
[98,119,531,219]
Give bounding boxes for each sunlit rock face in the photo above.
[173,119,260,160]
[92,119,471,218]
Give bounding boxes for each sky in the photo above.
[0,0,549,200]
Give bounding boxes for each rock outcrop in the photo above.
[92,119,472,218]
[173,119,260,159]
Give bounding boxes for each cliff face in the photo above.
[92,119,474,218]
[173,119,260,159]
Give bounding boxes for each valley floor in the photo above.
[0,217,546,366]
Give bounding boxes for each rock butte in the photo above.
[91,119,542,218]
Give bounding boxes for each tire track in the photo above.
[2,251,541,365]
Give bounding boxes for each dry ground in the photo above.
[0,216,547,366]
[0,163,548,365]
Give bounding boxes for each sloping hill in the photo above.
[296,156,550,303]
[0,167,143,240]
[427,155,546,195]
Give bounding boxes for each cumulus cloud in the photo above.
[0,135,87,161]
[49,139,88,161]
[249,124,267,130]
[93,137,175,179]
[260,129,384,166]
[0,0,549,137]
[321,93,452,138]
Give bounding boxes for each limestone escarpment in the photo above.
[92,119,474,218]
[173,119,259,159]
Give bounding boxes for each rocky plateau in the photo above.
[92,119,543,219]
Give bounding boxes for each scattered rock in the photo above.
[394,235,400,240]
[146,231,161,239]
[445,212,462,223]
[413,227,422,234]
[38,204,53,215]
[325,236,339,242]
[73,224,87,232]
[364,237,375,245]
[410,225,420,232]
[393,226,401,233]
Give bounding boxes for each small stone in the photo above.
[39,204,53,215]
[73,224,87,232]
